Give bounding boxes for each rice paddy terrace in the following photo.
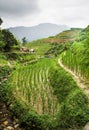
[8,58,59,115]
[0,26,89,130]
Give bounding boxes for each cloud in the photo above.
[38,0,89,27]
[41,0,89,8]
[0,0,40,17]
[1,0,89,28]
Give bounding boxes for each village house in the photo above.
[20,47,35,53]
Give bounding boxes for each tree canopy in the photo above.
[22,37,27,45]
[2,29,19,51]
[0,18,3,26]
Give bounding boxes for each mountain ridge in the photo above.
[8,23,69,42]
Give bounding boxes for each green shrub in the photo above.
[49,66,77,103]
[9,100,29,118]
[0,30,5,51]
[20,112,45,130]
[57,88,89,130]
[0,66,11,81]
[0,66,13,102]
[9,100,55,130]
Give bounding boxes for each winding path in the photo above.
[58,59,89,97]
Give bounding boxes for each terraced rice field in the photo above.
[8,59,59,115]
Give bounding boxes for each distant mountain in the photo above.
[8,23,70,42]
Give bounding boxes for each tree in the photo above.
[0,18,4,51]
[2,29,19,51]
[0,31,5,51]
[22,37,27,45]
[0,18,3,26]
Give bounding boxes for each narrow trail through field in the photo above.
[58,59,89,98]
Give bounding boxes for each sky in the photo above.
[0,0,89,28]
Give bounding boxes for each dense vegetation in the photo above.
[0,30,5,51]
[0,23,89,130]
[49,63,89,129]
[61,26,89,81]
[0,29,20,52]
[1,57,89,130]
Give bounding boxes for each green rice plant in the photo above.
[7,58,59,115]
[61,40,89,82]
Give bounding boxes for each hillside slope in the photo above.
[0,25,89,130]
[26,28,82,56]
[58,59,89,97]
[61,25,89,86]
[43,28,82,43]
